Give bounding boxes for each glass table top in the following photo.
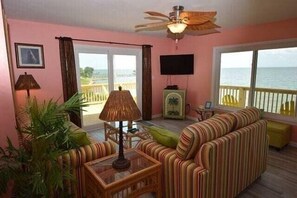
[89,150,156,185]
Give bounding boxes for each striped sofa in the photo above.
[58,140,116,198]
[137,107,269,198]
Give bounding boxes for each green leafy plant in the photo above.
[0,93,87,197]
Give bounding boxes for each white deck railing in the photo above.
[80,83,296,116]
[219,85,297,116]
[81,82,136,104]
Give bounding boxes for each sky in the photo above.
[221,47,297,68]
[78,53,136,70]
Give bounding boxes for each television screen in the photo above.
[160,54,194,75]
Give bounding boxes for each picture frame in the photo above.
[15,43,45,68]
[205,101,212,109]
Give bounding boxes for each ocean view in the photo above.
[91,69,136,84]
[220,67,297,90]
[87,67,297,91]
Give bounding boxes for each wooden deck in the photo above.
[238,145,297,198]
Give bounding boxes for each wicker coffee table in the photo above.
[84,149,162,198]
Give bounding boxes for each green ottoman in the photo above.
[267,121,292,149]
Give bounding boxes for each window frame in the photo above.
[212,38,297,124]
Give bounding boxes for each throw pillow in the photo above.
[146,126,179,148]
[67,121,91,146]
[69,131,91,146]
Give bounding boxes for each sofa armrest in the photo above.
[58,141,116,198]
[137,140,209,198]
[58,141,116,168]
[137,139,175,160]
[137,139,176,197]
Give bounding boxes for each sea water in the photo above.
[220,67,297,90]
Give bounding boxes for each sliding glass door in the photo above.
[74,45,142,130]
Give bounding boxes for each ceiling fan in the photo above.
[135,5,220,38]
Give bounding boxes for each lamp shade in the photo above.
[15,72,40,90]
[167,23,187,34]
[15,72,40,97]
[99,87,141,121]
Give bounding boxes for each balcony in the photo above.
[219,85,296,116]
[80,82,137,127]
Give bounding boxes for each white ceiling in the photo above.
[3,0,297,37]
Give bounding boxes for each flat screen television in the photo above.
[160,54,194,75]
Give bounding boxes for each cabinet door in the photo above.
[163,90,186,119]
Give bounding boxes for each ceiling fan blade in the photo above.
[144,16,168,22]
[184,29,220,36]
[135,6,221,36]
[167,31,185,40]
[187,21,220,31]
[183,16,213,25]
[145,11,170,19]
[180,11,217,19]
[135,21,168,32]
[135,21,169,28]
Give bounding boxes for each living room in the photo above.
[1,0,297,197]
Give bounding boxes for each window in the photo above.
[213,40,297,123]
[74,45,142,129]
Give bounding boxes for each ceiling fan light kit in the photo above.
[135,5,220,39]
[167,22,187,34]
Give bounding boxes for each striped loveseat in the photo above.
[58,140,116,198]
[137,107,269,198]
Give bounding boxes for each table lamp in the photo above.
[99,86,141,169]
[15,72,40,97]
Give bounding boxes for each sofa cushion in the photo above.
[232,107,261,130]
[176,113,235,160]
[146,126,179,148]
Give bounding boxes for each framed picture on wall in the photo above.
[205,101,212,109]
[15,43,45,68]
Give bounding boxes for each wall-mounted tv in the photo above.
[160,54,194,75]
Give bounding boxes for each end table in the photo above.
[84,149,162,198]
[192,107,215,122]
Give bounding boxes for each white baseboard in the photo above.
[289,141,297,148]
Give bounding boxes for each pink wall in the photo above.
[8,19,171,116]
[7,18,297,143]
[0,4,17,148]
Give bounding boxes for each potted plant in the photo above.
[0,93,87,197]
